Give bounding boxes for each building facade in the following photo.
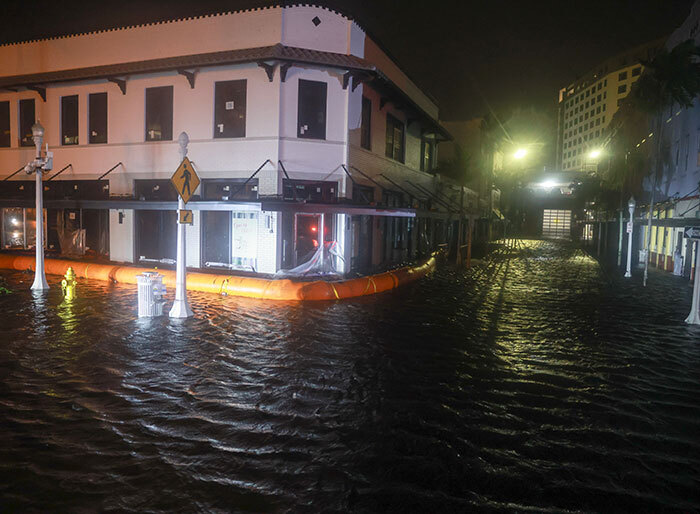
[556,39,662,172]
[0,5,471,277]
[639,1,700,277]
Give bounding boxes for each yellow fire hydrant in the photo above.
[61,267,77,300]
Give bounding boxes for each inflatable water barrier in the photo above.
[0,253,438,301]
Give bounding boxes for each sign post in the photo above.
[169,132,200,319]
[684,226,700,325]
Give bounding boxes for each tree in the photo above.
[626,39,700,285]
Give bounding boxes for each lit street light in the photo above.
[625,196,635,278]
[589,149,602,159]
[514,148,527,159]
[24,121,53,291]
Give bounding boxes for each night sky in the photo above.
[1,0,695,120]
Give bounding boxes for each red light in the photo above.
[310,226,317,232]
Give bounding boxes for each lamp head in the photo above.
[31,121,45,140]
[628,196,636,209]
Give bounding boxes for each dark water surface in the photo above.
[1,240,699,513]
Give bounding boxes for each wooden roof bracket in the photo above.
[177,69,196,89]
[279,62,293,82]
[351,73,372,92]
[257,62,276,82]
[28,86,46,102]
[108,78,127,95]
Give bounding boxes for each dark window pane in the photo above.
[19,99,35,147]
[89,92,107,144]
[145,86,173,141]
[214,80,246,138]
[297,79,327,139]
[361,96,371,150]
[202,211,231,266]
[61,95,79,145]
[385,114,404,163]
[202,178,258,201]
[282,179,336,202]
[421,139,434,171]
[0,101,9,147]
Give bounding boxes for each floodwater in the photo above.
[1,239,699,513]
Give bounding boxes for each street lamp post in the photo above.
[24,121,53,291]
[169,132,193,319]
[625,196,635,278]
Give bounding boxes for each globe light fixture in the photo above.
[589,149,602,159]
[514,148,527,159]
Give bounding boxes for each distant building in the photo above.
[556,39,663,172]
[0,4,471,277]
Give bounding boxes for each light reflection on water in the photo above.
[1,240,700,512]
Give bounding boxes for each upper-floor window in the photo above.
[618,84,627,94]
[61,95,79,145]
[385,114,405,163]
[214,80,246,138]
[89,92,108,144]
[632,67,641,77]
[297,79,327,140]
[19,99,35,147]
[0,101,9,147]
[420,138,435,172]
[145,86,173,141]
[361,96,371,150]
[619,71,628,81]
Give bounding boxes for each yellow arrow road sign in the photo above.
[171,157,200,203]
[179,209,194,225]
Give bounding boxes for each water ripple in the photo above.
[1,240,699,512]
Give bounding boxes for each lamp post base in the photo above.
[169,299,193,319]
[624,271,631,278]
[30,275,49,291]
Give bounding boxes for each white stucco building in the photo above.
[0,4,470,276]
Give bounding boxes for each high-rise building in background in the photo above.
[556,39,663,172]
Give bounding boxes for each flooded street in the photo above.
[1,239,699,512]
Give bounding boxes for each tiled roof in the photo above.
[0,43,450,140]
[0,44,373,89]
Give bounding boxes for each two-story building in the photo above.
[0,4,471,278]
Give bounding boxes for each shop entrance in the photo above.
[351,215,373,273]
[294,213,334,266]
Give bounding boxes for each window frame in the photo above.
[0,101,9,147]
[61,95,79,146]
[297,79,327,140]
[385,113,405,163]
[213,79,247,139]
[420,137,435,172]
[145,85,174,142]
[19,99,35,147]
[89,92,108,144]
[360,96,372,150]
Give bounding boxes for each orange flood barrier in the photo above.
[0,252,438,301]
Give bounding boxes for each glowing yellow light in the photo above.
[514,148,527,159]
[589,149,602,159]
